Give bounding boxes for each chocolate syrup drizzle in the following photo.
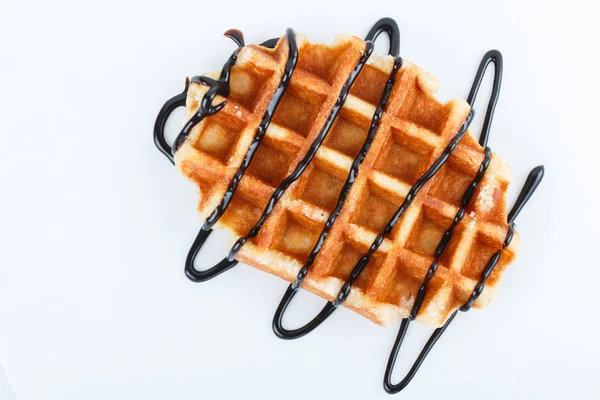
[384,166,543,394]
[153,28,299,281]
[203,29,298,231]
[184,29,300,282]
[460,164,543,312]
[383,51,544,394]
[214,41,375,273]
[273,24,402,339]
[153,19,545,395]
[408,146,492,322]
[173,39,244,153]
[467,50,503,148]
[271,106,476,338]
[399,48,504,328]
[180,42,374,282]
[153,29,247,164]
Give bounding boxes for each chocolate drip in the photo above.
[224,29,245,47]
[300,57,404,288]
[459,225,512,312]
[385,310,456,393]
[382,50,502,394]
[331,109,474,302]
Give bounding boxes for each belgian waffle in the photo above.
[174,32,517,328]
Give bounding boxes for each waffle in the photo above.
[174,33,518,328]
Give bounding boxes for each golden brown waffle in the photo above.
[174,33,518,328]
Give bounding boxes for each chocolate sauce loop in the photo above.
[185,28,299,282]
[184,228,240,282]
[467,50,503,147]
[365,17,401,56]
[384,311,457,393]
[383,152,492,393]
[153,78,189,165]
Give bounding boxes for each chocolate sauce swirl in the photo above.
[467,50,503,147]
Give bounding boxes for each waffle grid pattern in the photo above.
[176,35,518,328]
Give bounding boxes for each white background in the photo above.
[1,1,599,399]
